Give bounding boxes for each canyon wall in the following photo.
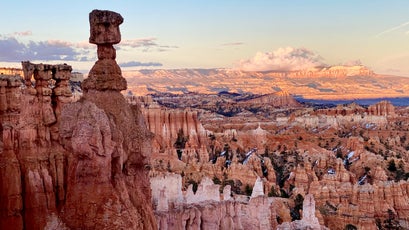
[141,101,209,163]
[146,97,409,229]
[239,90,301,107]
[0,63,73,230]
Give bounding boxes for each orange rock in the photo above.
[0,10,157,230]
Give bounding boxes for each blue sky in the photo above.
[1,0,409,75]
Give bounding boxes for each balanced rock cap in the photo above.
[89,9,124,44]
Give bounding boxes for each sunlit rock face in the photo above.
[58,9,156,230]
[82,10,127,92]
[0,10,156,230]
[0,62,73,230]
[142,104,210,163]
[368,100,395,116]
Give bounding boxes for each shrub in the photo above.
[245,184,253,196]
[187,180,198,193]
[212,176,221,185]
[388,159,397,172]
[268,186,279,197]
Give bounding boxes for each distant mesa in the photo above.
[239,90,301,107]
[121,64,409,100]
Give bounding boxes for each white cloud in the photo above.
[0,37,92,62]
[236,47,326,71]
[121,37,158,48]
[120,38,178,52]
[343,59,362,66]
[221,42,244,46]
[13,31,32,36]
[376,20,409,37]
[119,61,162,67]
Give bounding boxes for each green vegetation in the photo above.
[244,184,253,196]
[212,176,221,185]
[187,179,198,193]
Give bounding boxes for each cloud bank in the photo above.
[119,61,163,67]
[0,37,91,62]
[236,47,326,71]
[0,34,171,65]
[120,37,178,52]
[13,30,33,36]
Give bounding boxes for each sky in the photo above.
[1,0,409,76]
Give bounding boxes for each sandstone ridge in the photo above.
[122,66,409,100]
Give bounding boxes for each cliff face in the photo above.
[0,63,73,230]
[239,90,301,107]
[285,65,374,78]
[314,101,395,117]
[122,66,409,100]
[368,100,395,116]
[142,102,209,163]
[307,176,409,229]
[0,10,156,230]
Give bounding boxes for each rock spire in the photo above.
[82,10,127,91]
[0,10,157,230]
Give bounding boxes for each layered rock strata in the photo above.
[0,62,73,230]
[142,102,209,163]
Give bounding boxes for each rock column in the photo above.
[82,9,127,91]
[0,76,22,115]
[59,10,157,229]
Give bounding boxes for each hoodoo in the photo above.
[0,10,156,230]
[59,9,156,229]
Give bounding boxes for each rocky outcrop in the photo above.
[286,65,374,78]
[306,180,409,229]
[239,90,301,107]
[0,62,73,230]
[278,194,327,230]
[368,100,395,116]
[0,75,21,114]
[58,9,156,229]
[294,113,388,129]
[142,102,209,163]
[155,197,276,230]
[0,9,156,230]
[152,174,281,229]
[251,177,264,198]
[185,177,221,204]
[150,173,184,211]
[315,101,396,118]
[281,163,409,229]
[121,65,409,100]
[82,10,127,91]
